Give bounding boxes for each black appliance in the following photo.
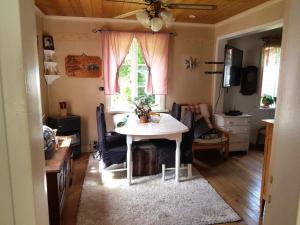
[43,125,55,160]
[240,66,258,95]
[225,110,243,116]
[47,115,81,158]
[223,45,243,87]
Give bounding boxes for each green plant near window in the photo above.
[262,94,275,107]
[132,95,154,123]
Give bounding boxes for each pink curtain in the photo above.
[135,33,169,95]
[102,31,134,94]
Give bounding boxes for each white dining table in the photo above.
[113,113,189,185]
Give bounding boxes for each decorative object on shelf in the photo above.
[132,95,154,123]
[185,57,198,70]
[44,49,56,62]
[43,35,60,85]
[44,61,58,75]
[108,0,216,32]
[261,94,275,107]
[43,35,55,50]
[65,54,102,77]
[59,101,67,117]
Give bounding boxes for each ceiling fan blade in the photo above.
[167,3,217,10]
[105,0,147,5]
[114,9,145,19]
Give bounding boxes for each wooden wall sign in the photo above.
[65,54,102,77]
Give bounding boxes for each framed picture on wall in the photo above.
[43,35,55,50]
[65,54,102,77]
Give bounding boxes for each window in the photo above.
[109,38,164,112]
[260,46,281,107]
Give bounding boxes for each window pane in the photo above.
[119,64,131,78]
[138,47,145,64]
[261,47,281,106]
[110,38,163,111]
[137,73,146,86]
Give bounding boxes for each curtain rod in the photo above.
[92,28,177,37]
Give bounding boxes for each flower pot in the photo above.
[139,115,148,123]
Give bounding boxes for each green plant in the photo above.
[262,94,275,106]
[132,95,153,117]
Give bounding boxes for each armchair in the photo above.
[181,103,229,158]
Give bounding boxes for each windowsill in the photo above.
[107,109,169,115]
[259,106,276,110]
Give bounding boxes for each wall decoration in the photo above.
[65,54,102,77]
[185,57,198,70]
[43,35,55,50]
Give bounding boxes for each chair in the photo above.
[155,110,194,180]
[181,103,229,159]
[96,103,127,168]
[171,102,181,120]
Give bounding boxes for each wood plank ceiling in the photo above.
[35,0,271,24]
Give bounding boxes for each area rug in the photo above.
[77,156,240,225]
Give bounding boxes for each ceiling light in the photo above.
[136,9,175,32]
[188,14,196,19]
[150,17,164,32]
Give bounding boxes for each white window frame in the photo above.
[258,46,281,109]
[107,38,166,113]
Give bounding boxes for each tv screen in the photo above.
[223,45,243,87]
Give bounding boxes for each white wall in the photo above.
[43,17,215,151]
[224,31,282,143]
[212,0,284,114]
[264,0,300,224]
[0,0,49,225]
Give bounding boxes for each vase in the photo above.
[139,115,148,123]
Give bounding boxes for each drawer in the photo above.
[229,142,249,151]
[224,117,250,126]
[229,133,250,143]
[219,125,250,134]
[214,114,251,126]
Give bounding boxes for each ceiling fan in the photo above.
[106,0,217,32]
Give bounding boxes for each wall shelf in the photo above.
[44,75,60,85]
[43,36,59,85]
[204,61,224,74]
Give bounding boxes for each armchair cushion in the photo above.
[194,118,211,139]
[181,103,213,128]
[194,136,228,144]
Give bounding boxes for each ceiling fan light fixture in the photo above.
[150,17,163,32]
[160,10,175,26]
[136,10,149,22]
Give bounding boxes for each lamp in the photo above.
[136,9,175,32]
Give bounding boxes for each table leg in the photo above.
[126,135,133,185]
[175,139,181,182]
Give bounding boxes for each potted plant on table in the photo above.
[132,95,153,123]
[261,94,275,108]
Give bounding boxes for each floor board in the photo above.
[61,149,264,225]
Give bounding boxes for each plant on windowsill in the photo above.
[261,94,275,108]
[132,95,153,123]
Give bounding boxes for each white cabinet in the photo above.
[214,114,252,152]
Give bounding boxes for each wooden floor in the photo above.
[193,150,263,225]
[62,149,264,225]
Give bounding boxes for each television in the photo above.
[223,45,243,87]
